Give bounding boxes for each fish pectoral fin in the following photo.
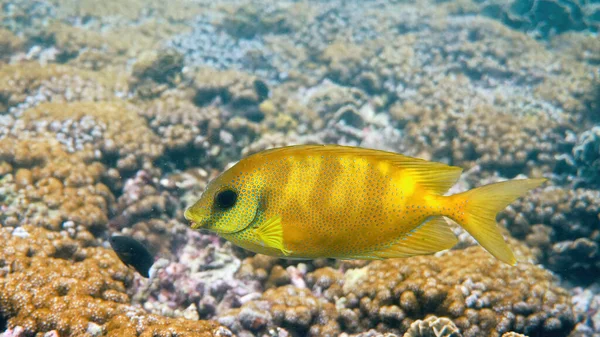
[366,216,458,259]
[254,215,292,256]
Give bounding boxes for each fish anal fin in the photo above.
[365,216,458,259]
[254,215,292,256]
[250,145,462,195]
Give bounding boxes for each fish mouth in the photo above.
[184,207,206,230]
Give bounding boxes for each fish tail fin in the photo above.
[446,178,546,265]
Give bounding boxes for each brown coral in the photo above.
[499,186,600,281]
[49,0,202,22]
[192,67,269,112]
[394,90,570,179]
[140,93,221,156]
[219,285,339,336]
[0,225,230,337]
[20,101,164,174]
[341,246,575,337]
[0,28,23,61]
[0,137,114,236]
[130,49,184,98]
[404,316,461,337]
[0,62,128,110]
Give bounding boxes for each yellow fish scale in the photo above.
[186,145,547,265]
[229,147,438,258]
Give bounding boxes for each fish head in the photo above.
[184,163,262,235]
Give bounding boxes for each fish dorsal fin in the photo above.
[365,216,458,259]
[253,215,292,256]
[247,145,462,195]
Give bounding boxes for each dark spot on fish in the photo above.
[109,235,155,278]
[214,188,238,210]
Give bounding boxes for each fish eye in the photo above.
[214,189,238,210]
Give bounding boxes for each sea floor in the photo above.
[0,0,599,336]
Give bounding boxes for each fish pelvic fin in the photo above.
[253,215,292,256]
[446,178,547,265]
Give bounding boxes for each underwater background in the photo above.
[0,0,599,336]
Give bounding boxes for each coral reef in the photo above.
[0,225,230,336]
[130,49,185,98]
[0,62,128,113]
[499,186,600,283]
[571,284,600,334]
[0,28,23,61]
[572,126,600,187]
[19,101,164,174]
[215,245,574,337]
[339,246,575,337]
[472,0,599,38]
[0,137,113,237]
[131,229,262,323]
[1,0,599,336]
[139,92,223,165]
[404,316,461,337]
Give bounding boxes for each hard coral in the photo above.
[130,49,184,98]
[47,19,191,71]
[0,225,230,337]
[219,285,339,337]
[109,170,179,257]
[20,101,164,174]
[218,2,301,38]
[397,95,568,179]
[472,0,599,38]
[499,186,600,282]
[0,62,128,111]
[139,93,221,162]
[572,126,600,187]
[49,0,202,22]
[0,28,23,61]
[0,225,132,336]
[341,246,575,337]
[192,67,269,112]
[404,316,461,337]
[0,137,113,236]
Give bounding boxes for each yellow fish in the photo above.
[184,145,545,265]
